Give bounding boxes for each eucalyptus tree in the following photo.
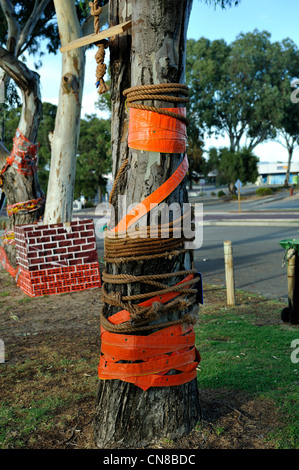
[186,30,299,155]
[93,0,240,449]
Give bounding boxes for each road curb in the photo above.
[203,220,299,227]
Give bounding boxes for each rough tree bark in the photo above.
[0,0,52,266]
[94,0,200,449]
[0,0,51,141]
[0,46,43,266]
[43,0,85,224]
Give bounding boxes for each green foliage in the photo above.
[0,2,58,57]
[217,190,225,197]
[204,0,241,7]
[75,114,111,201]
[186,30,299,152]
[256,187,273,197]
[187,117,205,183]
[0,1,101,57]
[4,104,112,199]
[207,147,259,193]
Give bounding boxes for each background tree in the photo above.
[43,0,108,224]
[186,118,205,188]
[0,45,44,266]
[186,30,299,154]
[273,40,299,186]
[0,0,57,141]
[207,146,259,193]
[75,114,111,202]
[4,101,57,193]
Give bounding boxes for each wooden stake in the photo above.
[60,20,132,53]
[224,240,236,306]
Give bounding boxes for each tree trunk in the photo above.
[43,0,85,224]
[284,145,293,187]
[94,0,200,449]
[0,47,43,266]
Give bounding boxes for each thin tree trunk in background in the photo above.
[43,0,85,224]
[94,0,200,448]
[285,145,294,187]
[0,47,43,266]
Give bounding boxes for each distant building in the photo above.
[257,162,299,185]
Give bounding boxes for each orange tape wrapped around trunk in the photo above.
[99,91,201,390]
[98,274,201,390]
[128,107,187,153]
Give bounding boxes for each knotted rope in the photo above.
[123,83,190,125]
[89,0,109,95]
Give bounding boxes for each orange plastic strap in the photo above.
[128,107,187,153]
[98,274,201,390]
[0,246,19,278]
[99,322,200,390]
[112,153,188,233]
[99,97,200,390]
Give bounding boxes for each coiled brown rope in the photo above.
[123,83,190,125]
[89,0,109,95]
[102,82,198,334]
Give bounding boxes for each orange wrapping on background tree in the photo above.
[0,128,39,185]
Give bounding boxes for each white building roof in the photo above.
[258,162,299,175]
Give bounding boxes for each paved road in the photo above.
[79,190,299,300]
[94,224,298,301]
[190,191,298,213]
[193,225,299,300]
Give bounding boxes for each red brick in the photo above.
[54,247,67,254]
[66,232,80,239]
[59,253,74,260]
[43,229,57,235]
[39,263,52,270]
[30,257,46,265]
[37,236,51,243]
[45,256,59,263]
[29,244,43,251]
[68,258,83,266]
[68,246,81,253]
[81,230,94,238]
[43,242,57,249]
[27,251,38,259]
[52,234,66,242]
[81,243,96,251]
[58,240,72,247]
[27,231,42,238]
[72,239,83,246]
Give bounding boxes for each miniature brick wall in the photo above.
[14,219,101,297]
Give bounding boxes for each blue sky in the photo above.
[26,0,299,163]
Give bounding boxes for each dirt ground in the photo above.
[0,267,280,449]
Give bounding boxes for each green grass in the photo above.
[0,284,298,449]
[0,292,10,297]
[195,306,299,448]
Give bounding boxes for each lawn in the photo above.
[0,267,298,449]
